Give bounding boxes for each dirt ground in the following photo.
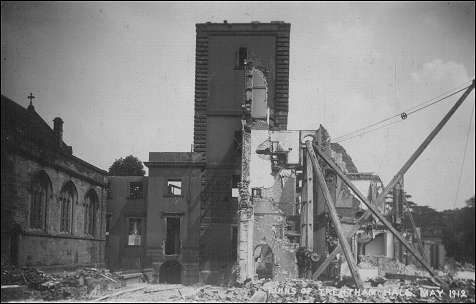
[93,283,201,303]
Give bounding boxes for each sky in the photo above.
[1,1,474,211]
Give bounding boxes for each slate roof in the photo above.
[1,95,68,153]
[1,94,106,174]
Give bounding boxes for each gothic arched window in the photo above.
[59,181,77,233]
[84,190,98,236]
[30,171,51,230]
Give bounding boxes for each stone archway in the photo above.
[254,243,274,279]
[159,260,182,284]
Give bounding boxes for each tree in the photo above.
[441,195,475,264]
[108,155,145,176]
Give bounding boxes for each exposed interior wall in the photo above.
[197,25,283,284]
[238,129,300,280]
[254,199,298,280]
[364,233,386,256]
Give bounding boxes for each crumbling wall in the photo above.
[253,197,298,280]
[241,129,300,281]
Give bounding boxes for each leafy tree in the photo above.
[404,195,475,264]
[108,155,145,176]
[441,195,475,264]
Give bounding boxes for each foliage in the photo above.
[403,195,475,264]
[108,155,145,176]
[440,196,475,264]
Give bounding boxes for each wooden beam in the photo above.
[358,81,475,223]
[312,145,443,284]
[305,151,314,250]
[312,245,341,280]
[310,81,474,282]
[306,141,363,289]
[404,193,426,258]
[372,81,474,211]
[311,80,474,285]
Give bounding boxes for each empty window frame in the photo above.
[106,183,113,199]
[129,182,144,199]
[59,182,76,233]
[231,175,240,198]
[30,172,51,230]
[252,188,262,199]
[167,180,182,196]
[251,68,268,120]
[128,218,143,246]
[236,47,248,69]
[165,217,181,255]
[84,190,98,236]
[231,226,238,261]
[106,214,112,236]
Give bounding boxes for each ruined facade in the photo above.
[144,152,204,284]
[1,95,107,268]
[103,21,446,285]
[106,21,292,284]
[105,176,148,270]
[194,21,291,283]
[105,153,204,284]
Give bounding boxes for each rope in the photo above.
[332,81,473,143]
[453,101,475,209]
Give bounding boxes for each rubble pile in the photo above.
[181,276,475,303]
[184,286,251,302]
[1,265,122,301]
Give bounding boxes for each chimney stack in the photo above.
[53,117,63,144]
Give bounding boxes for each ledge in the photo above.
[23,231,106,242]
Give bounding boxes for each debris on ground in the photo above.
[176,273,475,303]
[2,263,474,302]
[1,264,123,302]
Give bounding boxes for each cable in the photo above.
[334,119,404,143]
[333,82,471,142]
[332,80,473,142]
[406,85,471,116]
[453,102,475,209]
[333,82,473,143]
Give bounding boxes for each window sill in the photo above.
[127,196,144,200]
[23,231,105,241]
[28,227,47,233]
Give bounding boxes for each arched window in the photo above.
[59,181,77,233]
[30,171,51,229]
[84,190,98,236]
[250,68,268,120]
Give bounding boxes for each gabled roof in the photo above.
[1,94,70,154]
[1,94,107,175]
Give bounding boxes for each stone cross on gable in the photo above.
[27,92,35,106]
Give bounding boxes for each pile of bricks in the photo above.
[1,265,123,301]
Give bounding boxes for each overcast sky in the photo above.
[2,1,474,211]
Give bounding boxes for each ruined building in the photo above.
[193,21,291,283]
[105,21,291,283]
[104,21,445,284]
[1,95,108,268]
[106,154,204,284]
[105,175,147,270]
